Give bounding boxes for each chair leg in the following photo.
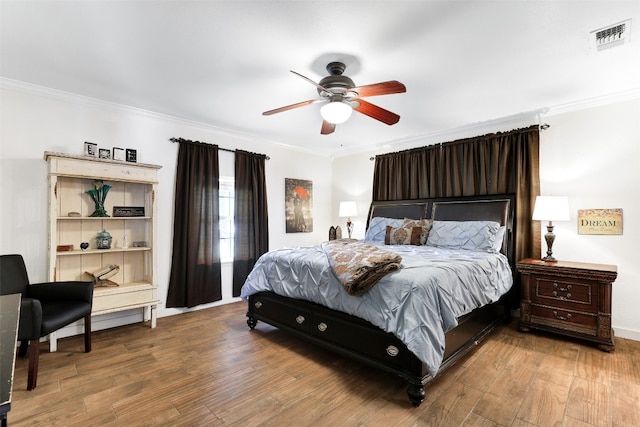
[84,314,92,353]
[18,340,29,358]
[27,339,40,390]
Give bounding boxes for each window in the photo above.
[219,177,234,261]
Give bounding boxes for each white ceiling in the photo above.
[2,1,639,156]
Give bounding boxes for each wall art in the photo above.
[578,208,623,235]
[285,178,313,233]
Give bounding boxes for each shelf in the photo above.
[93,280,154,295]
[57,216,151,221]
[56,247,151,256]
[46,151,161,336]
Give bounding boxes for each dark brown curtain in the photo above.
[372,125,541,265]
[232,150,269,297]
[166,141,222,308]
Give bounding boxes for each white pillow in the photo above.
[364,217,404,242]
[426,220,503,253]
[493,226,507,252]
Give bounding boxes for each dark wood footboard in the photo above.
[247,291,510,406]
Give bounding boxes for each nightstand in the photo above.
[517,258,617,351]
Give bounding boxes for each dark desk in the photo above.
[1,294,20,427]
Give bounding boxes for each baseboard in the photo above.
[614,327,640,342]
[51,310,146,341]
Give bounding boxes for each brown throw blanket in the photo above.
[321,240,402,296]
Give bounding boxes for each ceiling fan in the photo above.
[263,61,406,135]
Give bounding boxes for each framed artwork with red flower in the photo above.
[285,178,313,233]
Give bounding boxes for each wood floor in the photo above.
[7,301,640,426]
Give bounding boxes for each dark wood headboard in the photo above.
[367,194,517,272]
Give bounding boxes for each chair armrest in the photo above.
[27,281,94,304]
[18,297,43,341]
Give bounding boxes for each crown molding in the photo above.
[542,88,640,117]
[0,77,330,158]
[4,77,638,160]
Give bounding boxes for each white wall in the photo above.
[0,81,332,336]
[539,97,640,340]
[331,96,640,342]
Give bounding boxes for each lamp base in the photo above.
[346,220,353,239]
[543,222,557,262]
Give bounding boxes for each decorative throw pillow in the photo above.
[426,220,502,252]
[364,217,404,242]
[403,218,433,245]
[384,225,422,245]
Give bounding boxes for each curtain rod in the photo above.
[368,123,549,160]
[169,137,270,160]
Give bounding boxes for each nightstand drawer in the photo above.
[531,276,596,311]
[530,304,597,336]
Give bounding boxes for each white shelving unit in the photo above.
[44,151,161,349]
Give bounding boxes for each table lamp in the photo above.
[532,196,570,262]
[339,201,357,239]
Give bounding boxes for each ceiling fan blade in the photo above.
[262,99,321,116]
[290,70,331,94]
[351,80,406,97]
[321,120,336,135]
[352,99,400,125]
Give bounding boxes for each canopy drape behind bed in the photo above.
[372,125,541,300]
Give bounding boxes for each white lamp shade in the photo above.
[339,201,357,217]
[321,101,353,124]
[532,196,570,221]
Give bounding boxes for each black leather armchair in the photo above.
[0,254,93,390]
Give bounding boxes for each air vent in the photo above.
[591,19,631,51]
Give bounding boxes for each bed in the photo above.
[242,194,517,406]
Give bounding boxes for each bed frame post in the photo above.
[407,383,426,407]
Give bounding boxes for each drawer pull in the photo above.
[317,322,328,332]
[553,283,572,292]
[254,301,262,309]
[386,345,399,357]
[296,315,305,324]
[553,310,572,321]
[552,291,572,299]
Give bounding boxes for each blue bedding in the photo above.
[240,242,513,376]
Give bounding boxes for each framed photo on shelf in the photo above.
[112,147,125,161]
[84,141,97,157]
[126,148,137,163]
[99,148,111,160]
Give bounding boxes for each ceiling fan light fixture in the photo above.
[320,101,352,124]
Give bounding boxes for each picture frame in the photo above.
[99,148,111,160]
[285,178,313,233]
[84,141,97,157]
[113,206,145,217]
[126,148,137,163]
[578,208,623,235]
[112,147,125,161]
